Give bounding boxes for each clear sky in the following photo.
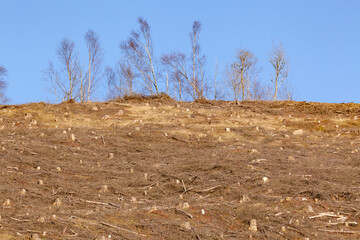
[0,0,359,104]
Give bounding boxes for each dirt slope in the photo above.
[0,98,359,239]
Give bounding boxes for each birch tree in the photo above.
[234,49,258,100]
[161,53,206,100]
[85,30,103,102]
[226,63,241,102]
[269,41,289,101]
[120,17,159,95]
[190,20,207,100]
[162,20,207,101]
[213,60,225,100]
[0,66,8,104]
[227,49,258,101]
[45,38,79,102]
[105,62,136,100]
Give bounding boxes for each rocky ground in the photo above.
[0,95,359,239]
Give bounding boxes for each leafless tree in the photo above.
[117,62,136,96]
[190,20,207,100]
[249,79,271,101]
[105,62,136,100]
[213,60,225,101]
[45,38,79,102]
[227,49,258,101]
[120,17,159,95]
[269,41,289,101]
[75,61,86,102]
[0,66,8,104]
[85,30,103,102]
[169,70,185,101]
[161,53,206,100]
[214,60,219,100]
[105,67,117,100]
[278,80,294,101]
[161,20,207,101]
[234,49,258,100]
[226,63,241,102]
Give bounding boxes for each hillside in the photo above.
[0,97,360,239]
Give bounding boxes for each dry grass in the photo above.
[0,99,359,239]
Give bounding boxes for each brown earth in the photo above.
[0,97,360,239]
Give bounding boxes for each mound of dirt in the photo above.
[118,93,175,104]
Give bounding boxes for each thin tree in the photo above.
[162,20,207,101]
[190,20,206,100]
[213,60,225,101]
[75,60,86,102]
[105,62,136,100]
[161,53,206,100]
[226,63,240,102]
[279,80,294,101]
[120,17,159,95]
[269,41,289,101]
[117,61,136,96]
[85,30,103,102]
[169,70,184,101]
[105,67,117,100]
[0,66,8,104]
[45,38,79,102]
[233,49,258,100]
[214,60,218,100]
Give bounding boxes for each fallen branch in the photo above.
[195,185,222,193]
[191,227,201,240]
[157,186,167,195]
[81,199,121,208]
[171,136,191,144]
[101,221,146,237]
[318,229,360,234]
[309,212,343,219]
[175,208,193,219]
[10,217,30,222]
[84,200,108,205]
[101,136,105,146]
[181,180,187,193]
[6,166,19,170]
[67,229,78,237]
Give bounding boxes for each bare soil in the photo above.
[0,98,360,239]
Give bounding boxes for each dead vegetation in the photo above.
[0,99,359,239]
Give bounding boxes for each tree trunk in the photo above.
[192,34,197,100]
[166,74,169,95]
[87,51,91,102]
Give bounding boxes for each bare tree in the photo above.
[161,53,206,100]
[278,80,294,101]
[105,62,136,100]
[105,67,117,100]
[0,66,8,104]
[249,79,271,101]
[85,30,103,102]
[169,70,185,101]
[234,49,258,100]
[120,17,159,95]
[226,49,258,101]
[45,38,79,102]
[161,20,207,101]
[117,61,136,96]
[214,60,218,100]
[213,60,225,101]
[226,63,241,102]
[269,41,289,100]
[75,61,86,102]
[190,20,207,100]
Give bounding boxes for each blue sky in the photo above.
[0,0,359,104]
